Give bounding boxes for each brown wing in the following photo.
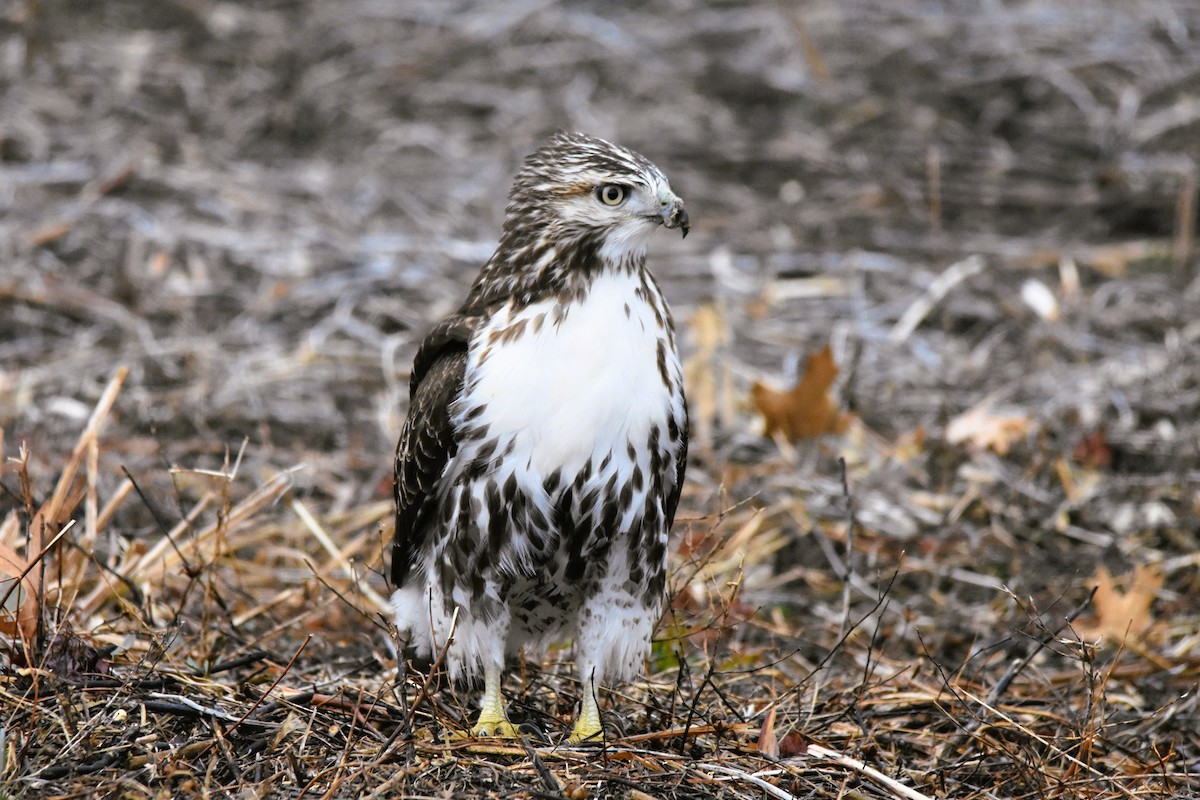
[664,398,688,531]
[391,315,478,587]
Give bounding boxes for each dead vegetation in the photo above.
[2,0,1199,797]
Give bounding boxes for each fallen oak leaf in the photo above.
[1076,564,1163,644]
[751,345,849,441]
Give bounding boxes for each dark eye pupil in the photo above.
[601,185,623,204]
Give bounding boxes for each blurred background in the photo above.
[2,0,1198,645]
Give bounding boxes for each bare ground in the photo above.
[1,1,1199,797]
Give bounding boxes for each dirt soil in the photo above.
[2,1,1199,798]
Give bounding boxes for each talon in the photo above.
[471,717,520,739]
[565,726,604,745]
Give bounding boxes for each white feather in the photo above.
[465,269,673,479]
[392,267,685,683]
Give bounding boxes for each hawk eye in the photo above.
[597,184,628,206]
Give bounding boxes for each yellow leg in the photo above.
[471,662,518,738]
[566,672,604,745]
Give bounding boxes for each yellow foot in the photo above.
[470,714,520,739]
[467,662,519,738]
[565,684,604,745]
[565,723,604,745]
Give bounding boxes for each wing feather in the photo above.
[391,314,478,586]
[664,398,688,530]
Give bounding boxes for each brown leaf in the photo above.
[891,426,926,463]
[757,707,778,757]
[1073,430,1113,469]
[1076,564,1163,643]
[778,729,810,758]
[0,541,38,646]
[1080,241,1160,277]
[751,346,849,442]
[11,630,111,680]
[945,404,1032,455]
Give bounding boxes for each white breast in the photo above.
[461,270,676,477]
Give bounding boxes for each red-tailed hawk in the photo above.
[391,131,689,744]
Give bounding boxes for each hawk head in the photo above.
[502,131,689,265]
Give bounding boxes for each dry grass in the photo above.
[3,0,1200,797]
[3,380,1196,798]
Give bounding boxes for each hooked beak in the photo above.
[660,197,690,238]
